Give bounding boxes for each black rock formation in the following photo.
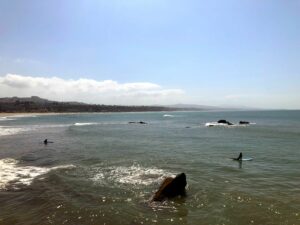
[152,173,187,201]
[128,121,147,124]
[218,119,233,125]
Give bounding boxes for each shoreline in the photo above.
[0,109,294,118]
[0,111,177,117]
[0,112,77,117]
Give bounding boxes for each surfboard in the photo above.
[230,158,253,161]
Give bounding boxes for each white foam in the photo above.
[205,122,231,127]
[163,114,174,117]
[0,117,15,121]
[0,126,28,136]
[74,122,128,126]
[91,165,174,186]
[0,115,37,121]
[74,122,98,126]
[1,123,76,136]
[30,124,70,129]
[0,158,75,190]
[205,122,255,127]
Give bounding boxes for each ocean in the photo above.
[0,111,299,225]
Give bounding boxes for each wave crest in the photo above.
[0,126,28,136]
[74,122,98,126]
[163,114,174,117]
[0,158,75,190]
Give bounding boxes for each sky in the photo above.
[0,0,299,109]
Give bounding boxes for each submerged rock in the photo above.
[239,121,250,125]
[152,173,187,201]
[128,121,147,125]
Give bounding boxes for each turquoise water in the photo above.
[0,111,299,225]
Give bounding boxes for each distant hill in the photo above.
[166,103,259,111]
[0,96,51,104]
[0,96,176,113]
[0,96,256,113]
[166,104,222,111]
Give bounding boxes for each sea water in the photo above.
[0,111,299,225]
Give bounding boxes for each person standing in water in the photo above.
[236,152,242,160]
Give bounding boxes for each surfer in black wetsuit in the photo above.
[43,139,54,144]
[236,152,242,160]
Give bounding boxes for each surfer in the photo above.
[231,152,253,162]
[43,139,54,144]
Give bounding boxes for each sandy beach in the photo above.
[0,112,77,117]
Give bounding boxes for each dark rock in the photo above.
[218,119,233,125]
[128,121,147,124]
[152,173,187,201]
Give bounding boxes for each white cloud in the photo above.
[0,74,185,105]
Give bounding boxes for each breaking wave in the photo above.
[74,122,98,126]
[91,164,175,186]
[0,117,16,121]
[0,126,28,136]
[74,122,128,126]
[163,114,174,117]
[0,124,70,137]
[0,158,75,190]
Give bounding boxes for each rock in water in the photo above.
[239,121,250,125]
[128,121,147,124]
[152,173,187,201]
[218,119,233,125]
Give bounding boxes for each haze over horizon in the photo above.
[0,1,299,109]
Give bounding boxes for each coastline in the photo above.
[0,110,179,117]
[0,112,76,117]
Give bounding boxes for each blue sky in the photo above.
[0,0,299,108]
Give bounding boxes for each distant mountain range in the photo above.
[0,96,255,113]
[165,104,222,110]
[164,103,258,111]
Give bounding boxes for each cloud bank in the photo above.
[0,74,185,105]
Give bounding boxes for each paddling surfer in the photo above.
[43,139,53,144]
